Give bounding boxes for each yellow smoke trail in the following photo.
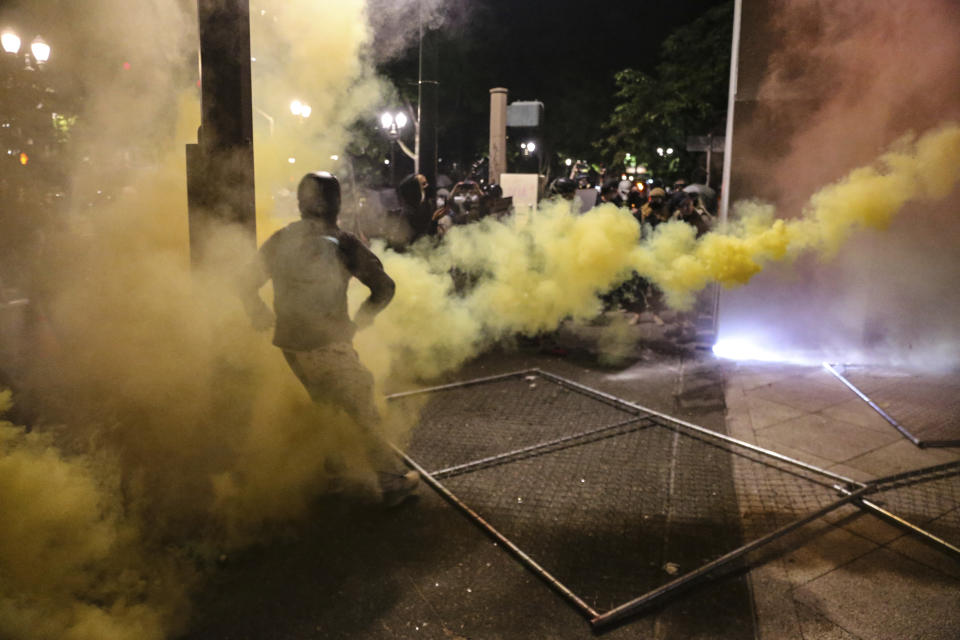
[636,123,960,308]
[362,123,960,378]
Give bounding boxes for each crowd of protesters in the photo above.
[371,164,717,327]
[550,169,716,237]
[586,172,717,319]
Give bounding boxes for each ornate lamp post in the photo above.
[380,110,408,187]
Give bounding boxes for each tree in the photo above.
[596,2,732,183]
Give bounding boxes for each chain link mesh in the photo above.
[867,463,960,549]
[396,375,637,473]
[400,373,851,613]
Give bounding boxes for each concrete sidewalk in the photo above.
[183,346,960,639]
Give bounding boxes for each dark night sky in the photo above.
[379,0,731,170]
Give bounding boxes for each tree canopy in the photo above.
[596,1,732,183]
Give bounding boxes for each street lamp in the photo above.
[380,110,408,185]
[380,110,407,140]
[30,37,49,63]
[290,99,311,118]
[2,30,52,68]
[2,31,20,54]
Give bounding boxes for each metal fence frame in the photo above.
[823,363,960,448]
[389,368,884,629]
[850,461,960,559]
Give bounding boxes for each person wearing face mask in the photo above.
[240,171,420,507]
[669,190,711,237]
[396,172,434,243]
[640,187,670,229]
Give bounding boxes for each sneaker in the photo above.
[380,470,421,508]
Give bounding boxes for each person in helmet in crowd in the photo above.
[668,190,711,237]
[640,187,670,228]
[240,171,419,507]
[596,179,624,207]
[549,177,577,201]
[483,182,503,199]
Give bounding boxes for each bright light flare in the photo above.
[395,112,408,128]
[1,31,20,54]
[380,112,393,129]
[290,100,303,116]
[712,338,783,362]
[711,336,827,366]
[30,37,50,62]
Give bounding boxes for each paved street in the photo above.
[183,333,960,639]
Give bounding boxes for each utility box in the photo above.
[507,101,544,128]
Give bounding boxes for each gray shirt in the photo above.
[242,218,395,350]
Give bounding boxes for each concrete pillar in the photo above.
[489,87,508,185]
[186,0,256,268]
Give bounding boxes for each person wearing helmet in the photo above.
[601,179,624,207]
[668,190,710,237]
[640,187,670,228]
[549,177,577,201]
[240,171,419,507]
[483,182,503,199]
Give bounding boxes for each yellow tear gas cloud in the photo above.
[1,1,420,639]
[0,392,191,640]
[250,0,393,227]
[4,107,380,640]
[635,123,960,309]
[361,123,960,378]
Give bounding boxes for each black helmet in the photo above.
[298,171,341,221]
[551,177,576,199]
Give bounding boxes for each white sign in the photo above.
[500,173,540,219]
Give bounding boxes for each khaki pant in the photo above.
[283,344,406,485]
